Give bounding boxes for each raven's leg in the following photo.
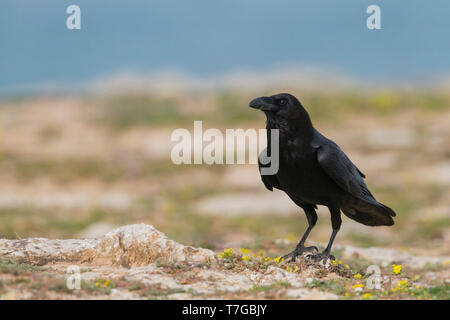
[282,207,319,262]
[314,207,341,262]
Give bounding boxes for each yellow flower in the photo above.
[332,260,337,265]
[257,250,263,257]
[242,256,250,261]
[353,284,364,289]
[398,279,407,287]
[264,257,271,262]
[338,260,342,265]
[444,260,450,266]
[354,273,362,279]
[362,293,372,300]
[274,256,284,263]
[218,248,234,259]
[294,266,300,272]
[417,296,422,300]
[344,292,349,297]
[286,265,292,272]
[392,264,402,275]
[95,278,104,287]
[345,264,350,269]
[104,279,110,287]
[240,248,249,255]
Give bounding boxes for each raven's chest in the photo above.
[278,144,318,178]
[275,142,334,204]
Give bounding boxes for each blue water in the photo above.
[1,0,450,94]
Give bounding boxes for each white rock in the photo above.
[286,288,310,298]
[90,224,216,266]
[0,237,100,265]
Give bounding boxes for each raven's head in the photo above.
[249,93,313,133]
[249,93,303,116]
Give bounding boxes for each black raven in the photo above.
[249,93,396,261]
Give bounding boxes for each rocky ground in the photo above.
[0,224,448,300]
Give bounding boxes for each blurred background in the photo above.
[0,1,449,256]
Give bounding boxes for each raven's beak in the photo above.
[248,97,278,112]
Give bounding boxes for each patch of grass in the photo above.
[306,279,348,296]
[415,218,450,240]
[155,259,189,272]
[0,207,125,239]
[195,241,216,250]
[214,92,257,123]
[409,285,450,300]
[79,278,117,295]
[385,282,450,300]
[339,257,374,275]
[302,90,450,126]
[346,232,386,248]
[422,262,444,272]
[226,215,305,241]
[97,95,183,129]
[251,281,290,292]
[122,282,187,298]
[4,157,123,183]
[146,286,186,297]
[52,280,76,294]
[0,153,192,183]
[0,259,47,275]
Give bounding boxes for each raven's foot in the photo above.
[310,251,336,263]
[282,245,318,262]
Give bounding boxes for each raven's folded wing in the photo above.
[315,141,396,225]
[315,142,372,201]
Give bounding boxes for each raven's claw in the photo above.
[309,251,336,263]
[282,245,318,262]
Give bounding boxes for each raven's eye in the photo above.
[279,99,287,106]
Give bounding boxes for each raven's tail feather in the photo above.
[342,198,396,226]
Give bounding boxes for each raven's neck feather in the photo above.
[265,110,314,145]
